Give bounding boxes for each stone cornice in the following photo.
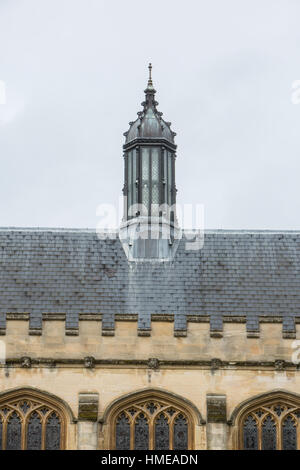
[2,357,299,370]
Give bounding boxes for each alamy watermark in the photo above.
[291,340,300,364]
[291,80,300,104]
[0,80,6,105]
[96,198,205,251]
[0,341,6,364]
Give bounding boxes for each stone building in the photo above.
[1,66,300,450]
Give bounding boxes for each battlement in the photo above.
[0,313,299,367]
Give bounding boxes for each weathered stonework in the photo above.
[2,68,300,451]
[78,393,99,421]
[206,394,227,450]
[78,421,98,450]
[207,394,227,423]
[0,316,299,449]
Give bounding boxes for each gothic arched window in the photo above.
[238,394,300,450]
[109,391,196,450]
[0,390,67,450]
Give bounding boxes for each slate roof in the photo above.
[0,228,300,331]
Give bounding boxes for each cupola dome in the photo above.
[124,64,176,145]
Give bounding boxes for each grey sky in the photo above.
[0,0,299,230]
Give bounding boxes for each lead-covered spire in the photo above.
[146,63,154,89]
[143,62,156,103]
[124,63,176,144]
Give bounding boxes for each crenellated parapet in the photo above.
[0,313,299,367]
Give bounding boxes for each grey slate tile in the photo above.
[0,229,300,328]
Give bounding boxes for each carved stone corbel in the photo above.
[275,359,286,371]
[147,358,159,370]
[211,358,222,371]
[21,356,31,368]
[84,356,95,369]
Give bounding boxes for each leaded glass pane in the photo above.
[262,415,276,450]
[141,148,149,215]
[274,405,284,417]
[163,150,168,205]
[142,148,149,180]
[6,411,21,450]
[127,151,132,215]
[151,185,159,214]
[151,149,159,182]
[155,414,169,450]
[116,412,130,450]
[20,401,30,415]
[173,414,188,450]
[146,403,157,414]
[132,150,137,207]
[134,413,149,450]
[243,415,258,450]
[168,153,172,205]
[45,412,61,450]
[27,411,42,450]
[152,184,159,204]
[151,148,159,215]
[282,415,297,450]
[115,398,191,451]
[142,184,149,215]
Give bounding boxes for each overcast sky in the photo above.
[0,0,299,230]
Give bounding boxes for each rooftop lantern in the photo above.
[120,64,181,260]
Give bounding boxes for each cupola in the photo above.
[120,64,181,260]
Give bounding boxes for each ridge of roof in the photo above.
[0,227,300,235]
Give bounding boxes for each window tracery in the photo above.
[0,392,65,450]
[241,400,299,450]
[113,395,192,450]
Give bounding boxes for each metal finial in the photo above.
[147,63,153,87]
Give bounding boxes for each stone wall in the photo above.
[0,315,299,449]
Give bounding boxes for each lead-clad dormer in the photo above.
[120,64,181,260]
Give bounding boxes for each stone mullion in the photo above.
[41,415,47,450]
[3,418,7,450]
[130,417,135,450]
[169,412,178,450]
[276,417,281,450]
[21,415,26,450]
[258,418,262,450]
[149,415,154,450]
